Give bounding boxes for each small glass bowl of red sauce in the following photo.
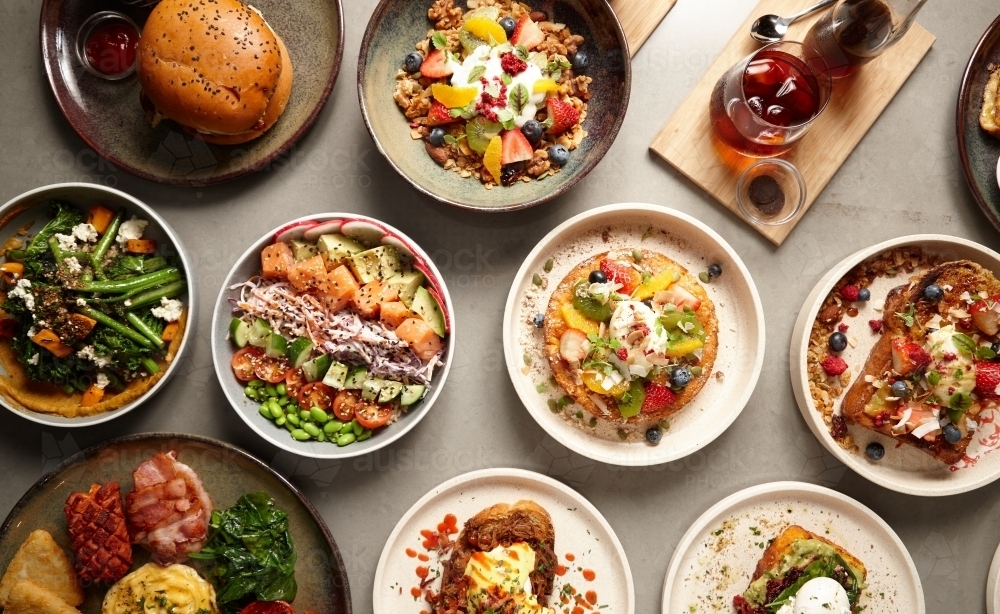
[76,11,140,81]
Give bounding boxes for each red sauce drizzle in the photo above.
[582,569,596,581]
[405,548,417,558]
[565,552,576,562]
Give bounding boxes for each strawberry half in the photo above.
[546,98,581,135]
[420,49,453,79]
[641,382,676,414]
[970,294,1000,336]
[976,361,1000,399]
[426,101,458,126]
[600,258,641,295]
[510,15,545,50]
[890,337,932,376]
[501,129,534,165]
[658,285,702,311]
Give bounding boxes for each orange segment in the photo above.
[581,371,629,398]
[631,268,679,300]
[463,16,507,44]
[431,83,479,109]
[532,78,560,94]
[560,303,600,336]
[483,136,503,183]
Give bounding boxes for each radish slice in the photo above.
[341,220,385,247]
[382,235,415,260]
[303,220,343,241]
[274,221,318,243]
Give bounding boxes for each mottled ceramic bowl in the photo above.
[212,214,456,459]
[957,13,1000,231]
[39,0,344,185]
[0,183,196,428]
[0,433,352,614]
[358,0,631,211]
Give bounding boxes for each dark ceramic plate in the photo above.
[0,433,352,614]
[39,0,344,185]
[958,13,1000,231]
[358,0,631,211]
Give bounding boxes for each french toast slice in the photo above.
[435,500,557,614]
[981,64,1000,138]
[842,261,1000,464]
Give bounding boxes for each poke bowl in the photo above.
[212,214,455,459]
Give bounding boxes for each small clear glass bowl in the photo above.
[736,159,806,226]
[76,11,140,81]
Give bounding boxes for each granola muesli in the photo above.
[394,0,593,187]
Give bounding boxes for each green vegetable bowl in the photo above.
[0,183,196,427]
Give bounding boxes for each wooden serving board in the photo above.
[649,0,936,245]
[611,0,677,56]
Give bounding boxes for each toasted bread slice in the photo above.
[842,261,1000,464]
[981,64,1000,138]
[751,525,866,584]
[436,500,557,614]
[3,582,81,614]
[0,530,83,608]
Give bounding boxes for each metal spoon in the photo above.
[750,0,838,43]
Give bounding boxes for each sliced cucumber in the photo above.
[230,317,250,348]
[264,333,288,358]
[302,354,332,382]
[344,367,368,390]
[400,384,426,406]
[378,380,404,403]
[361,378,384,401]
[286,337,314,367]
[247,318,272,348]
[322,361,349,390]
[411,286,446,337]
[387,270,425,308]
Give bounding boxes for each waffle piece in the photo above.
[64,482,132,584]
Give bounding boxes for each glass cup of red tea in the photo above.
[710,42,832,158]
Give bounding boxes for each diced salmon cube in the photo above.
[380,283,400,303]
[351,280,384,319]
[319,265,360,312]
[287,255,327,291]
[395,318,443,361]
[380,302,413,330]
[262,242,296,280]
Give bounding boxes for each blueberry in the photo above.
[671,366,692,388]
[570,50,589,71]
[428,127,446,147]
[857,288,871,302]
[992,342,1000,358]
[521,119,543,144]
[828,332,848,352]
[923,284,944,302]
[549,144,570,166]
[532,313,545,328]
[500,17,516,38]
[865,442,885,461]
[943,423,962,444]
[707,263,722,278]
[588,270,606,284]
[645,427,662,444]
[890,380,909,398]
[404,51,423,73]
[642,299,653,309]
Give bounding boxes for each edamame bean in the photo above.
[300,410,312,423]
[248,379,264,388]
[291,429,311,441]
[357,429,372,442]
[286,413,301,427]
[339,422,354,435]
[259,404,272,419]
[336,433,356,446]
[269,404,285,420]
[324,420,345,435]
[276,383,286,396]
[302,423,321,438]
[310,407,330,424]
[284,420,296,432]
[275,416,287,426]
[246,387,260,400]
[351,419,363,437]
[316,430,326,442]
[277,396,289,407]
[265,383,277,397]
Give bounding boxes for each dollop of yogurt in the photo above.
[774,577,852,614]
[448,45,546,127]
[608,301,671,377]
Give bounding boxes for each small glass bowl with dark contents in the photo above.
[76,11,141,81]
[735,159,806,226]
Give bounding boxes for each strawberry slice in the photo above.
[599,258,641,295]
[641,382,676,414]
[510,15,545,50]
[420,49,453,79]
[500,129,534,165]
[546,98,581,135]
[559,329,590,363]
[657,285,702,311]
[970,294,1000,336]
[976,361,1000,399]
[426,101,458,126]
[890,337,931,376]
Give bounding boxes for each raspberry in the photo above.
[840,285,860,302]
[616,348,628,361]
[838,323,849,333]
[500,52,528,75]
[869,319,883,333]
[821,356,848,376]
[641,382,676,414]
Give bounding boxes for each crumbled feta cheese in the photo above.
[8,279,34,311]
[27,353,39,366]
[116,216,149,245]
[151,297,184,322]
[77,345,111,368]
[27,327,37,337]
[71,223,99,243]
[124,299,132,307]
[76,298,87,307]
[54,233,77,252]
[95,372,110,389]
[64,256,82,274]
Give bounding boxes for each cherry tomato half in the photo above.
[356,402,392,429]
[332,390,362,421]
[232,347,263,381]
[254,356,289,383]
[298,382,334,410]
[238,602,294,614]
[284,368,306,398]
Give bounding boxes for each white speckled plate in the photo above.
[502,203,765,466]
[372,468,634,614]
[661,481,924,614]
[790,235,1000,496]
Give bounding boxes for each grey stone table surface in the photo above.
[1,0,998,612]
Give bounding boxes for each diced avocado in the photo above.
[289,240,318,262]
[247,318,272,348]
[349,246,402,284]
[411,286,446,337]
[230,317,250,348]
[286,337,314,367]
[302,354,332,382]
[344,367,368,389]
[317,233,365,268]
[400,384,426,406]
[361,378,384,401]
[264,333,288,358]
[387,270,426,308]
[378,380,403,403]
[322,361,349,390]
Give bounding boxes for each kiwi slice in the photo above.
[572,282,612,322]
[617,379,645,418]
[466,117,502,154]
[459,29,487,54]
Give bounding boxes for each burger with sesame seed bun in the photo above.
[136,0,293,145]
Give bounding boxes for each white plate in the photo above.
[790,235,1000,496]
[988,540,1000,614]
[372,468,634,614]
[661,481,924,614]
[502,203,765,466]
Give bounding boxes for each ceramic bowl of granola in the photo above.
[358,0,630,211]
[790,235,1000,496]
